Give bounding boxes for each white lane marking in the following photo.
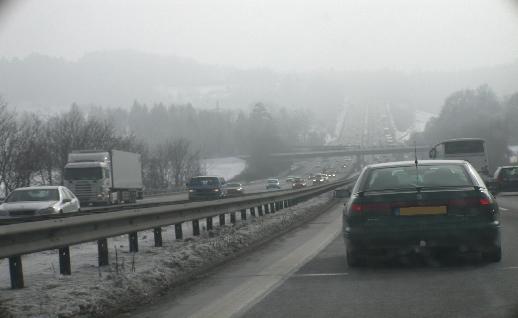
[500,207,509,211]
[187,207,342,318]
[293,272,349,277]
[502,266,518,270]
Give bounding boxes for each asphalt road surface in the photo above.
[126,194,518,318]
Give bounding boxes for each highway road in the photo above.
[123,194,518,318]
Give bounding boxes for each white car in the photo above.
[0,186,81,218]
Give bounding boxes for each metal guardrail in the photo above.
[0,175,357,289]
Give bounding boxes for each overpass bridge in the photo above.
[239,145,431,161]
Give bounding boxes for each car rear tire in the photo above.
[482,245,502,263]
[346,249,363,267]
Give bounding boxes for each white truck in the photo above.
[64,150,143,205]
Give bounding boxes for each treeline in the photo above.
[415,85,518,171]
[0,101,203,194]
[0,99,321,194]
[96,101,325,156]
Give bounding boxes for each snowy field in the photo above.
[201,157,246,181]
[0,193,335,318]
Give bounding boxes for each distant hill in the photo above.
[0,50,517,117]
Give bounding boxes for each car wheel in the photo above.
[346,248,363,267]
[482,245,502,263]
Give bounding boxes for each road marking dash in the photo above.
[502,266,518,270]
[500,207,509,211]
[293,272,349,277]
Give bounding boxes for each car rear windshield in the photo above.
[190,177,220,186]
[444,140,485,154]
[6,189,60,202]
[268,179,278,183]
[226,183,241,187]
[363,164,473,191]
[501,167,518,177]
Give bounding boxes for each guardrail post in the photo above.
[154,228,163,247]
[258,205,263,216]
[98,238,109,266]
[175,223,183,240]
[264,204,270,214]
[206,217,213,230]
[59,246,71,275]
[230,212,236,225]
[9,255,24,289]
[240,209,247,220]
[219,214,226,226]
[193,219,200,236]
[129,232,139,252]
[250,207,256,217]
[270,202,276,213]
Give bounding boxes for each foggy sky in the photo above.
[0,0,517,72]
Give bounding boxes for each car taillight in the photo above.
[479,198,490,206]
[351,203,363,213]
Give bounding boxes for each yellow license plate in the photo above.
[398,206,447,216]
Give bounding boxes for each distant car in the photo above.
[187,176,226,201]
[292,177,307,189]
[493,166,518,194]
[266,178,281,190]
[225,183,245,196]
[343,160,501,267]
[0,186,81,218]
[285,176,296,183]
[312,174,326,185]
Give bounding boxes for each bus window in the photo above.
[444,140,485,154]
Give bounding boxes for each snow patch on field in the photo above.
[395,110,436,142]
[202,157,246,180]
[0,193,334,318]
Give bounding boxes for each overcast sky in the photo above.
[0,0,517,72]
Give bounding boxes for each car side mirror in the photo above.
[63,198,71,203]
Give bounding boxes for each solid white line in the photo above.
[293,272,349,277]
[500,207,509,211]
[502,266,518,270]
[188,207,342,318]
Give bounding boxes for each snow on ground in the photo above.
[0,193,335,318]
[201,157,246,181]
[394,109,436,142]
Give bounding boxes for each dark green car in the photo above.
[343,160,501,266]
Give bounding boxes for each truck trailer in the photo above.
[64,150,143,205]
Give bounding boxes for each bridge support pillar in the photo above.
[230,212,236,225]
[258,205,263,216]
[219,214,226,226]
[240,209,247,220]
[250,207,256,217]
[264,204,270,214]
[270,202,276,213]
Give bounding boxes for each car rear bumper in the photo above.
[344,221,500,252]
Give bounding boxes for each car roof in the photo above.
[498,166,518,169]
[365,160,468,169]
[14,186,62,191]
